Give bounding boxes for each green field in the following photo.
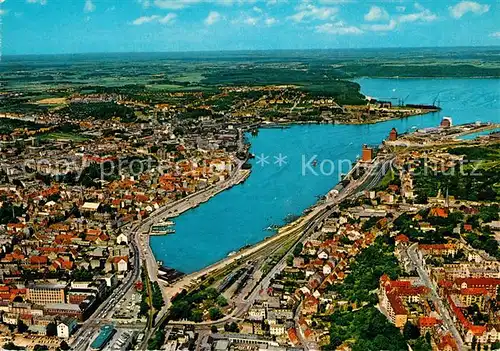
[39,132,90,142]
[2,47,499,115]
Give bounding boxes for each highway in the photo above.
[70,220,141,351]
[70,157,248,350]
[407,243,464,350]
[73,151,393,349]
[157,155,394,333]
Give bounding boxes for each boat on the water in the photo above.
[150,221,176,235]
[150,228,175,236]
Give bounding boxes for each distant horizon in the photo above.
[2,45,500,59]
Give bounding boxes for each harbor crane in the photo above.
[433,93,441,107]
[399,94,410,106]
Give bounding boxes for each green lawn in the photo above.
[39,132,89,142]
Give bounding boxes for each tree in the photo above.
[293,243,303,257]
[46,322,57,337]
[191,310,203,322]
[17,319,28,333]
[217,295,228,307]
[329,336,343,349]
[209,307,223,321]
[59,341,71,351]
[211,326,218,333]
[147,329,166,350]
[403,321,420,340]
[2,342,23,350]
[224,322,239,333]
[412,337,432,351]
[425,331,431,345]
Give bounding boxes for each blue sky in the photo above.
[1,0,499,55]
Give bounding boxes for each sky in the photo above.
[1,0,499,55]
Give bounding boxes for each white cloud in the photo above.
[398,6,437,23]
[490,32,500,38]
[26,0,47,4]
[363,19,397,32]
[265,16,277,26]
[132,13,177,25]
[153,0,258,9]
[153,0,199,9]
[364,6,389,22]
[288,3,338,23]
[137,0,151,8]
[84,0,96,13]
[316,21,363,35]
[243,15,259,25]
[232,12,278,27]
[266,0,287,5]
[133,15,160,25]
[204,11,221,25]
[0,9,5,15]
[449,1,489,19]
[319,0,354,4]
[253,6,263,12]
[362,3,436,33]
[159,13,177,23]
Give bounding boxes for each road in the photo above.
[71,157,249,350]
[70,220,141,351]
[158,155,394,332]
[78,152,391,349]
[407,243,465,350]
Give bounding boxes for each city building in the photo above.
[90,324,116,351]
[57,317,78,338]
[26,283,66,305]
[389,128,398,141]
[361,145,373,162]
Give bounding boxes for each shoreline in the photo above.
[254,108,439,130]
[149,149,387,331]
[140,167,251,278]
[145,119,499,279]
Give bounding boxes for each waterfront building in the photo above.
[389,128,398,141]
[361,145,373,162]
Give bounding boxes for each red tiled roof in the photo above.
[30,256,48,265]
[395,234,409,243]
[419,243,456,251]
[430,207,449,218]
[438,334,458,351]
[387,293,406,315]
[460,288,488,296]
[110,256,128,264]
[288,328,299,345]
[418,316,441,328]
